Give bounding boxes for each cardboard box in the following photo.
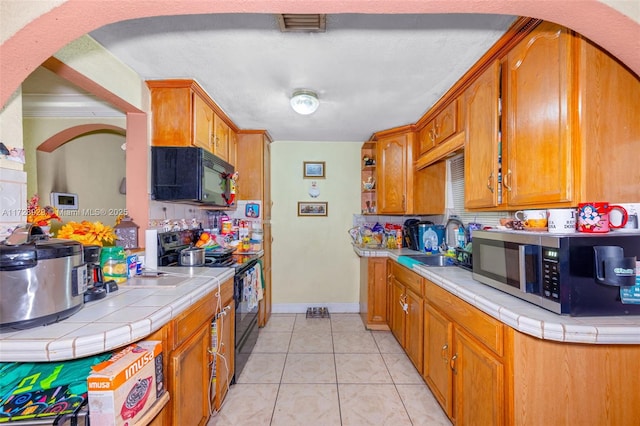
[88,341,164,426]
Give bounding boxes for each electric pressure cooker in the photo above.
[0,224,87,331]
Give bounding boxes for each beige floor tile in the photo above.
[208,383,278,425]
[281,353,336,383]
[382,352,424,384]
[271,384,341,426]
[261,314,296,333]
[338,384,412,426]
[396,384,452,426]
[236,353,287,384]
[371,330,405,353]
[335,353,393,384]
[253,332,292,353]
[288,331,334,353]
[332,331,379,353]
[293,315,332,333]
[330,314,368,332]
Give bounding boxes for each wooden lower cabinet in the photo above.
[388,261,424,371]
[213,301,235,411]
[423,302,453,416]
[359,257,389,330]
[170,322,211,426]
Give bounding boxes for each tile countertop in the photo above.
[354,246,640,345]
[0,267,234,362]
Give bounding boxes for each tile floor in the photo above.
[207,313,451,425]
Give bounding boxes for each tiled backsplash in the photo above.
[0,168,27,238]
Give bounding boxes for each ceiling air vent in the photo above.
[277,14,326,32]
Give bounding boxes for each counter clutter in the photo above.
[354,245,640,344]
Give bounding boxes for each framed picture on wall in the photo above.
[298,201,328,217]
[303,161,325,178]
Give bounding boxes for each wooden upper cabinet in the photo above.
[147,79,238,165]
[213,114,230,162]
[503,22,574,206]
[228,129,238,168]
[464,60,501,209]
[193,93,214,151]
[418,100,458,156]
[376,132,410,214]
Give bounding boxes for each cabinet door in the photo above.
[213,114,230,162]
[504,22,573,206]
[453,328,505,426]
[377,134,408,214]
[424,303,453,417]
[259,222,272,327]
[464,60,501,208]
[215,303,235,410]
[433,100,458,145]
[404,287,424,372]
[228,129,238,167]
[413,161,446,215]
[389,278,406,347]
[170,322,211,426]
[367,258,388,326]
[193,94,214,152]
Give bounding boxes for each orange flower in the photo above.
[26,194,61,226]
[57,221,117,247]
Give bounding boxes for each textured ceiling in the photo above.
[26,13,517,142]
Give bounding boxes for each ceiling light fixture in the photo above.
[290,90,319,115]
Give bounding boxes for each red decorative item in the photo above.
[120,377,153,420]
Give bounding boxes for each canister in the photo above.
[100,246,127,283]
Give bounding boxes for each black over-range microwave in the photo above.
[151,146,234,208]
[471,229,640,316]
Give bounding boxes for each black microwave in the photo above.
[471,229,640,316]
[151,146,234,207]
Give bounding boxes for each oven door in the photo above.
[472,234,541,295]
[233,260,259,382]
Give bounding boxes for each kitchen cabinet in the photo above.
[413,160,446,214]
[145,278,234,425]
[388,261,424,372]
[360,141,377,214]
[147,79,239,165]
[464,60,501,208]
[228,129,238,169]
[418,99,459,156]
[423,278,506,425]
[375,131,414,215]
[213,287,235,411]
[236,130,272,327]
[359,257,389,330]
[502,21,573,206]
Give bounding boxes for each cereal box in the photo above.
[87,341,164,426]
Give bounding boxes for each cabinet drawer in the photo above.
[391,262,424,296]
[174,290,217,348]
[425,280,503,357]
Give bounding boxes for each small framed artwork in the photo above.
[298,201,328,217]
[303,161,325,178]
[245,202,260,218]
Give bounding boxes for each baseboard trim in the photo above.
[272,303,360,314]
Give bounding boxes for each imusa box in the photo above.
[88,340,164,426]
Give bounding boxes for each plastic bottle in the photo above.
[457,227,466,248]
[100,246,128,283]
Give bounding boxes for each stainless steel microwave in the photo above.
[151,146,234,207]
[471,229,640,316]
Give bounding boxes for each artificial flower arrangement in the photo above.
[56,221,117,247]
[26,194,61,227]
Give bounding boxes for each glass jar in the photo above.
[100,246,128,283]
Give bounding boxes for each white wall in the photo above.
[271,141,362,313]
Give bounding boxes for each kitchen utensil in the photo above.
[577,202,627,233]
[179,246,206,266]
[548,208,577,233]
[0,225,86,331]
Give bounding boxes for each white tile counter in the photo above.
[354,246,640,344]
[0,267,234,362]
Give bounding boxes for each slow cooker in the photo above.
[0,224,87,331]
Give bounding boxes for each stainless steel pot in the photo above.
[0,224,87,331]
[179,246,205,266]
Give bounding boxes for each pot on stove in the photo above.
[0,224,87,331]
[179,246,205,266]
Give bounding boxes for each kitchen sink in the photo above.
[401,254,454,267]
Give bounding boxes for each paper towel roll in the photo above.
[145,229,158,270]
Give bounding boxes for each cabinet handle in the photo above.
[450,353,458,374]
[503,169,512,191]
[487,172,494,193]
[441,344,448,363]
[429,128,436,143]
[433,122,440,139]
